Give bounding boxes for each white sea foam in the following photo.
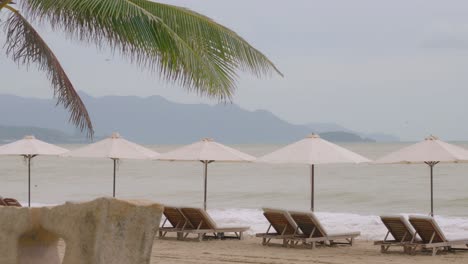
[208,208,468,241]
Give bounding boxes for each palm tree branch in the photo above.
[2,11,94,136]
[0,1,13,10]
[129,0,282,77]
[20,0,281,100]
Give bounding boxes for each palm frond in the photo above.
[131,1,282,76]
[3,12,94,136]
[20,0,282,100]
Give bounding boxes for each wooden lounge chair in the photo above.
[3,198,22,207]
[179,207,249,241]
[255,208,299,246]
[159,206,193,239]
[374,215,418,253]
[0,198,7,206]
[288,210,360,249]
[408,215,468,256]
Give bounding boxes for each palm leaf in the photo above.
[3,11,93,136]
[20,0,282,100]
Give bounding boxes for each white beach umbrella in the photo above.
[158,138,256,210]
[64,132,160,197]
[259,134,370,211]
[0,135,69,207]
[374,135,468,216]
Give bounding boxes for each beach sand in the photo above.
[56,236,468,263]
[147,236,468,264]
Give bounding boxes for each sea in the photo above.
[2,142,468,241]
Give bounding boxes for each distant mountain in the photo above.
[0,125,85,144]
[0,93,398,144]
[305,123,399,142]
[364,132,400,142]
[320,131,375,142]
[305,122,354,134]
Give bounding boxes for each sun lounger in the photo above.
[288,210,360,249]
[2,198,22,207]
[255,208,299,246]
[408,215,468,256]
[179,207,249,241]
[159,206,193,239]
[0,196,6,206]
[374,215,418,253]
[0,197,21,207]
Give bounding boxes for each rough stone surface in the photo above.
[0,206,60,264]
[0,198,163,264]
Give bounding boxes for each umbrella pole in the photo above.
[425,161,439,217]
[311,164,315,211]
[430,164,433,217]
[203,161,208,210]
[113,159,117,198]
[28,156,31,207]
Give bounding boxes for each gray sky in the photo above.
[2,0,468,140]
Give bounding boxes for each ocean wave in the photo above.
[208,208,468,241]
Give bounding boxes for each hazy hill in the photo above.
[320,131,375,142]
[0,93,398,144]
[305,123,399,142]
[0,125,77,143]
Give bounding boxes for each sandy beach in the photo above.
[144,236,468,264]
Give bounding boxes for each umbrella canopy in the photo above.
[158,138,256,209]
[64,132,159,197]
[259,134,370,211]
[374,135,468,216]
[0,135,69,207]
[158,138,256,162]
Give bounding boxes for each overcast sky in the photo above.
[1,0,468,140]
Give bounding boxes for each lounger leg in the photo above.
[381,245,391,253]
[432,247,438,256]
[238,232,243,240]
[176,232,184,240]
[410,245,419,255]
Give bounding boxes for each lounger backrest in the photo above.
[380,215,414,242]
[289,211,327,238]
[180,207,217,230]
[409,216,447,243]
[262,208,297,235]
[3,198,22,207]
[163,206,193,228]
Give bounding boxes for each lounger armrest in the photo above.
[215,227,249,232]
[421,239,468,248]
[326,231,361,238]
[179,229,216,234]
[255,233,295,238]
